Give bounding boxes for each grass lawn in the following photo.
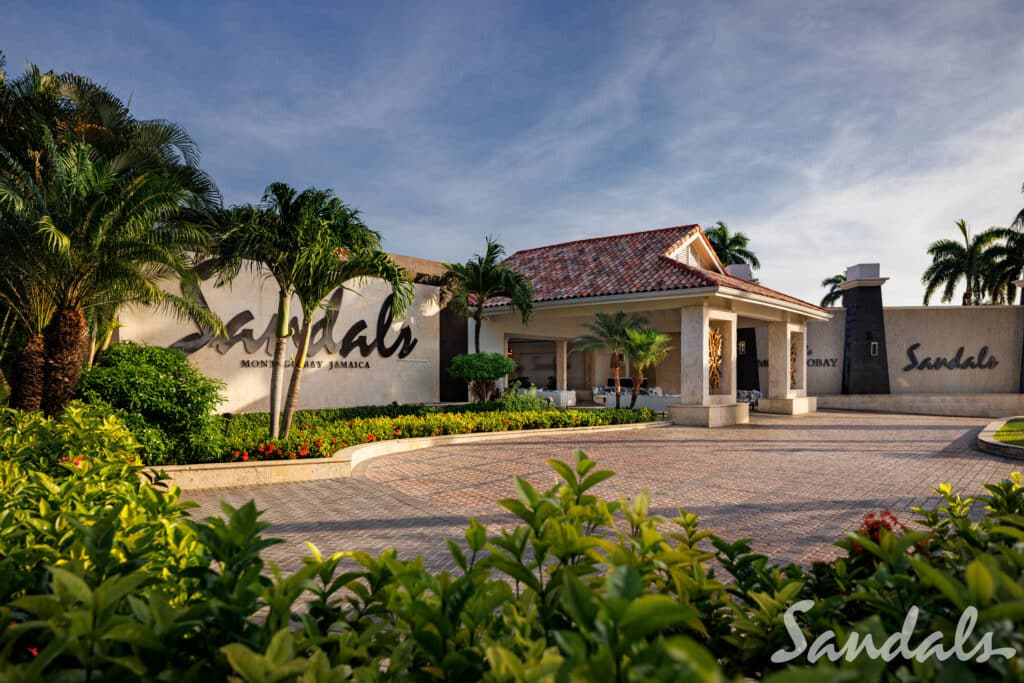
[994,418,1024,446]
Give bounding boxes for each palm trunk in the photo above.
[269,290,291,439]
[11,333,45,411]
[473,309,482,353]
[42,307,89,417]
[280,317,313,438]
[630,368,643,409]
[613,363,621,409]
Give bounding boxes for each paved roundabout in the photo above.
[187,411,1019,574]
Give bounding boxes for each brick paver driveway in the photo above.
[187,411,1019,573]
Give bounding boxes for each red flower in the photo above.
[301,442,309,448]
[315,440,323,447]
[232,450,240,457]
[27,646,38,657]
[289,452,297,459]
[366,434,376,442]
[331,437,338,445]
[299,448,309,456]
[241,454,249,462]
[853,510,906,554]
[268,444,275,451]
[242,451,248,458]
[393,429,401,436]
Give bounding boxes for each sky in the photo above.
[4,0,1024,306]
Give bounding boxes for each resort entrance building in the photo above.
[479,225,830,426]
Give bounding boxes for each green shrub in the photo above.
[497,381,555,412]
[2,417,1022,681]
[448,352,517,401]
[78,342,226,465]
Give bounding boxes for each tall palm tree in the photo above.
[984,227,1024,305]
[442,237,534,353]
[571,311,647,408]
[704,220,761,269]
[278,192,413,437]
[820,273,846,307]
[922,219,1001,306]
[623,327,671,408]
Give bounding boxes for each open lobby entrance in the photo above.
[479,224,830,426]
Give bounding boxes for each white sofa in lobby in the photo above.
[535,389,576,407]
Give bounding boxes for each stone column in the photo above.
[555,340,568,391]
[680,305,710,405]
[766,321,790,400]
[720,315,737,399]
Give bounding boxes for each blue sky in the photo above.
[4,0,1023,305]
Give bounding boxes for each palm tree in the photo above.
[984,227,1024,304]
[208,187,307,439]
[704,220,761,269]
[0,59,220,415]
[820,273,846,307]
[922,219,1001,306]
[442,237,534,353]
[0,135,218,415]
[623,327,671,408]
[278,191,413,437]
[571,311,647,408]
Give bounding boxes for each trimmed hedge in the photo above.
[221,408,657,462]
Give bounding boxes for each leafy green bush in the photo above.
[448,352,517,401]
[497,381,555,412]
[220,407,657,462]
[78,343,227,465]
[2,415,1022,681]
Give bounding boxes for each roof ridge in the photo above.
[508,224,700,257]
[663,258,826,312]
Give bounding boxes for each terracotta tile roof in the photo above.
[486,225,825,313]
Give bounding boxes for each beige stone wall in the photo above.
[119,272,441,414]
[805,306,1023,396]
[806,309,845,395]
[884,307,1023,394]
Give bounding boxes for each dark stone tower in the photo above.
[841,264,891,395]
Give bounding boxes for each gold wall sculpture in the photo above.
[790,339,798,389]
[709,327,723,390]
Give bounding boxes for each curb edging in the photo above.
[153,419,672,491]
[977,416,1024,460]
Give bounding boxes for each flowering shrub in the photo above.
[2,419,1023,681]
[851,509,907,554]
[220,407,658,463]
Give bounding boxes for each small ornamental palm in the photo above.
[623,327,671,408]
[442,237,533,353]
[207,185,312,439]
[922,219,1001,306]
[278,193,413,437]
[704,220,761,269]
[572,311,646,408]
[819,273,846,308]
